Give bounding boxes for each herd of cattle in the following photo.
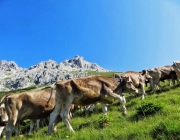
[0,61,180,140]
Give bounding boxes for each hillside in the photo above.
[2,75,180,140]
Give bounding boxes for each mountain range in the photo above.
[0,55,111,91]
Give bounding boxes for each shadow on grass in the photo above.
[74,109,103,118]
[78,121,92,130]
[78,115,113,130]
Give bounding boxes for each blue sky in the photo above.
[1,0,180,72]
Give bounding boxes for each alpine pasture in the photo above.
[1,71,180,140]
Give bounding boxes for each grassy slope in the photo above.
[2,72,180,140]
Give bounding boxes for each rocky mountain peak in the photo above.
[60,55,108,72]
[69,55,84,68]
[0,60,19,71]
[29,60,58,70]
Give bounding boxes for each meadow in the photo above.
[1,72,180,140]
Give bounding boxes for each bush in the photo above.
[95,115,114,128]
[134,102,163,120]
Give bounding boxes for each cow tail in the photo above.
[47,82,57,104]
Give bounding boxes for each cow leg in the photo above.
[167,79,172,86]
[14,121,20,135]
[47,104,61,135]
[152,78,161,92]
[6,111,18,140]
[114,94,126,115]
[29,120,35,134]
[6,120,17,140]
[154,79,159,90]
[102,103,108,115]
[0,126,5,137]
[52,115,62,132]
[103,84,126,115]
[36,119,40,131]
[176,77,180,85]
[60,101,75,132]
[86,104,94,112]
[139,83,146,100]
[150,79,154,90]
[172,79,176,88]
[122,96,126,103]
[156,78,164,90]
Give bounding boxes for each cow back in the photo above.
[4,89,56,120]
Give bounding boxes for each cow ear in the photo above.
[141,70,146,75]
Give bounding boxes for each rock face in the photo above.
[58,55,108,71]
[0,56,111,91]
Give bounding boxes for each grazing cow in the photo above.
[145,66,179,90]
[114,70,152,100]
[0,89,57,140]
[47,75,137,135]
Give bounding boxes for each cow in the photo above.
[114,70,152,100]
[145,66,179,91]
[47,75,137,135]
[0,108,51,138]
[0,89,57,140]
[0,107,45,137]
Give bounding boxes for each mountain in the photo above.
[0,56,112,91]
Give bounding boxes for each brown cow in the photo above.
[114,70,152,100]
[47,75,137,135]
[145,65,179,91]
[0,103,29,137]
[0,89,56,140]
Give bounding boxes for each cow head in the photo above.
[0,104,8,125]
[115,75,138,94]
[141,69,152,79]
[173,61,180,77]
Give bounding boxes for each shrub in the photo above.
[96,115,114,128]
[134,102,163,120]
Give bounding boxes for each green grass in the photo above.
[1,73,180,140]
[70,70,118,78]
[85,70,117,77]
